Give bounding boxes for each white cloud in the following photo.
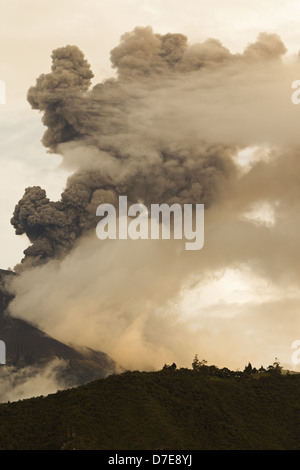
[0,358,67,403]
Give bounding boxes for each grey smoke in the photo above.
[8,27,300,371]
[11,27,287,270]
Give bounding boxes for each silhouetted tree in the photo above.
[163,363,177,371]
[267,358,282,375]
[192,354,200,371]
[192,355,208,371]
[244,362,253,374]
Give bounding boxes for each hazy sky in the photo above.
[2,0,300,373]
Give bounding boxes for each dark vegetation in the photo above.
[0,356,299,450]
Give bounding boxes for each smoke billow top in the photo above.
[8,27,300,371]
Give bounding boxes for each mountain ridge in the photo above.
[0,367,299,450]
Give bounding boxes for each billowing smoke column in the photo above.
[9,26,300,372]
[11,27,286,270]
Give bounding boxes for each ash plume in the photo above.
[8,26,300,371]
[12,26,284,269]
[27,45,94,149]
